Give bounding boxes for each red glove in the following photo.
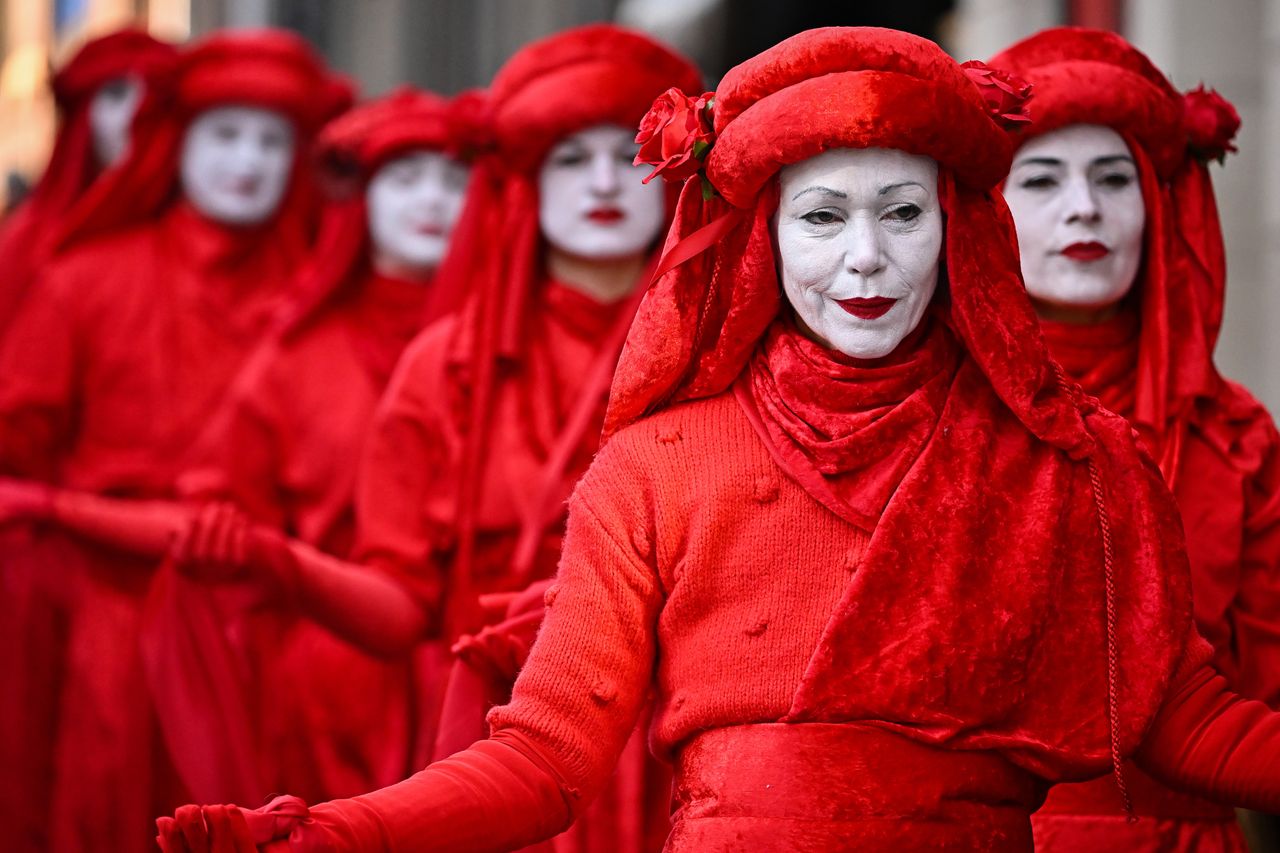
[170,502,301,597]
[155,732,574,852]
[156,795,308,852]
[0,475,54,524]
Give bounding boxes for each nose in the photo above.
[1063,174,1101,225]
[843,215,884,278]
[589,151,621,197]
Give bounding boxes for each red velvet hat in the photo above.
[605,26,1087,457]
[52,28,179,108]
[990,28,1238,477]
[55,28,354,252]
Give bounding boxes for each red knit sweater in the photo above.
[489,392,870,779]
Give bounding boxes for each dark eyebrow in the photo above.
[878,181,926,196]
[1091,154,1136,167]
[791,186,847,201]
[1012,156,1063,169]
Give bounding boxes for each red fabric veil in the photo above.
[425,24,701,633]
[0,29,177,333]
[989,27,1232,481]
[606,27,1201,794]
[55,28,354,258]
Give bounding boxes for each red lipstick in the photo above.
[837,296,897,320]
[416,222,446,237]
[586,207,624,224]
[1060,241,1109,261]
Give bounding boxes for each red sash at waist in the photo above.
[667,723,1043,852]
[1036,760,1237,822]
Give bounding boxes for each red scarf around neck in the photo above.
[745,313,960,532]
[1039,310,1140,421]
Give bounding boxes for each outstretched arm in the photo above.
[1136,658,1280,811]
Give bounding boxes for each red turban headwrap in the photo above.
[0,28,177,333]
[989,27,1237,480]
[56,28,354,253]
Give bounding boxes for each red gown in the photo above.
[0,203,303,852]
[1032,314,1280,850]
[355,278,672,852]
[180,270,432,804]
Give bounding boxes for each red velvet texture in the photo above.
[0,29,177,335]
[415,24,700,634]
[991,28,1279,848]
[990,27,1228,478]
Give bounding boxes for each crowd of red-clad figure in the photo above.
[0,19,1278,853]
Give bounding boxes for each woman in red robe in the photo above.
[0,28,177,336]
[0,30,351,853]
[174,86,486,805]
[156,27,1280,852]
[990,27,1280,852]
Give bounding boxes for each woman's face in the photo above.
[366,150,471,277]
[537,123,666,261]
[180,105,296,226]
[88,75,144,168]
[775,147,943,359]
[1003,124,1145,315]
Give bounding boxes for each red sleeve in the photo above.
[1136,656,1280,812]
[0,264,82,479]
[351,333,453,618]
[1231,425,1280,706]
[159,446,662,851]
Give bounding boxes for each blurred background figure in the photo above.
[0,27,350,853]
[0,28,176,336]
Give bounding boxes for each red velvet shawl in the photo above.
[0,29,177,334]
[422,24,701,633]
[990,27,1230,480]
[606,26,1201,785]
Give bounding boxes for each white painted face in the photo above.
[179,105,296,226]
[1003,124,1145,313]
[774,148,943,360]
[88,75,144,168]
[366,150,471,277]
[537,123,666,261]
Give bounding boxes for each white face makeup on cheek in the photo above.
[179,105,296,226]
[536,123,666,261]
[366,150,471,278]
[1003,124,1145,314]
[88,75,144,168]
[774,148,943,360]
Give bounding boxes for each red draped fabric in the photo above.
[989,28,1280,851]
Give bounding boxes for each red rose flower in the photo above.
[1183,85,1240,164]
[961,60,1033,129]
[634,87,716,185]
